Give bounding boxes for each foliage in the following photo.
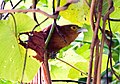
[0,0,120,83]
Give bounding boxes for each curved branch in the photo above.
[0,9,57,19]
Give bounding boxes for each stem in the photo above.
[56,57,87,75]
[3,0,22,19]
[87,0,97,83]
[1,9,57,19]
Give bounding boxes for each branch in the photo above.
[52,80,86,83]
[87,0,97,83]
[93,39,100,84]
[97,0,114,83]
[55,0,79,12]
[56,57,88,75]
[43,0,61,84]
[3,0,22,19]
[0,9,57,19]
[32,0,39,24]
[109,18,120,22]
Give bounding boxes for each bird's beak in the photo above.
[77,27,88,33]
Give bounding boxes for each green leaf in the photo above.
[83,24,93,42]
[40,0,48,6]
[59,0,90,25]
[68,62,88,79]
[0,14,41,82]
[8,13,37,33]
[50,47,88,80]
[4,0,10,2]
[75,44,90,60]
[105,0,120,33]
[50,65,69,80]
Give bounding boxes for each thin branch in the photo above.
[0,0,5,19]
[43,0,61,84]
[93,39,100,84]
[42,53,52,84]
[10,0,13,7]
[106,17,111,84]
[3,0,22,19]
[45,23,56,48]
[87,0,97,83]
[9,13,17,37]
[84,0,90,7]
[89,0,96,31]
[109,18,120,22]
[32,17,49,31]
[32,0,39,24]
[52,80,86,83]
[56,57,88,75]
[1,0,5,9]
[94,0,103,83]
[1,9,57,19]
[75,40,117,52]
[20,46,28,83]
[55,0,79,12]
[108,11,120,80]
[20,34,34,83]
[97,0,114,83]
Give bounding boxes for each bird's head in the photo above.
[59,24,87,36]
[57,24,87,44]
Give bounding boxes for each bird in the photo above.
[19,24,87,62]
[43,24,87,53]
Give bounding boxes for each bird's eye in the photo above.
[71,26,77,31]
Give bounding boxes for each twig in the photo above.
[75,40,117,52]
[55,0,79,12]
[87,0,96,83]
[20,46,28,83]
[9,13,17,37]
[109,18,120,22]
[43,0,61,83]
[32,17,49,31]
[93,0,103,84]
[3,0,22,19]
[32,0,39,24]
[56,57,88,75]
[84,0,90,7]
[97,0,114,83]
[52,79,86,83]
[45,23,56,48]
[108,8,120,80]
[10,0,13,7]
[0,9,57,19]
[20,34,34,83]
[0,0,5,19]
[89,0,96,31]
[42,53,52,84]
[93,39,100,84]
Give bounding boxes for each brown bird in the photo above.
[43,24,87,53]
[19,24,87,62]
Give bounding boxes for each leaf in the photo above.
[68,62,88,79]
[50,47,88,80]
[83,24,93,42]
[0,14,41,82]
[40,0,48,6]
[4,0,10,2]
[59,0,90,25]
[104,0,120,33]
[8,13,37,33]
[75,44,90,60]
[50,65,69,80]
[0,79,13,84]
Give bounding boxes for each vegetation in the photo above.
[0,0,120,84]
